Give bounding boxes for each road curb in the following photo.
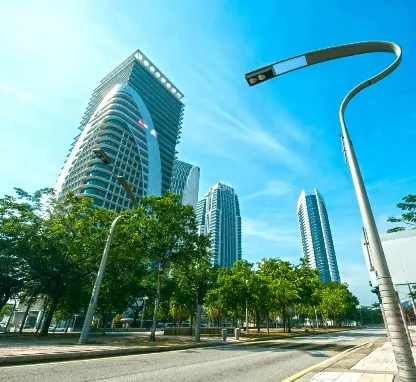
[282,339,376,382]
[0,327,358,367]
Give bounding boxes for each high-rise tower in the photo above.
[170,160,200,211]
[297,189,340,282]
[55,50,184,211]
[197,182,242,268]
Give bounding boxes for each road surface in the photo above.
[0,328,384,382]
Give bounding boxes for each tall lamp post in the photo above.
[79,147,140,344]
[245,41,416,380]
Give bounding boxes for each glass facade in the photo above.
[55,49,184,211]
[297,189,340,282]
[197,183,242,268]
[170,160,200,211]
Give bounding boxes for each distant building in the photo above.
[297,189,340,282]
[170,160,200,211]
[197,182,242,268]
[55,49,184,211]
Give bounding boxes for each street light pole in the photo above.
[79,215,123,344]
[245,41,416,381]
[79,148,141,344]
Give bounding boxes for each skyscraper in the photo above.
[197,182,242,268]
[170,160,200,211]
[297,189,340,282]
[55,50,184,211]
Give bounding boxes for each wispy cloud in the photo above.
[367,176,416,191]
[243,217,300,245]
[242,180,294,200]
[0,84,32,103]
[181,56,310,172]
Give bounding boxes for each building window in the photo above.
[85,179,108,189]
[82,188,106,197]
[87,170,111,180]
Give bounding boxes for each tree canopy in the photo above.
[387,194,416,233]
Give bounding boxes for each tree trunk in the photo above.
[39,296,60,336]
[64,316,72,334]
[36,299,48,333]
[190,313,194,336]
[288,316,292,333]
[283,312,286,332]
[150,265,162,342]
[266,312,269,334]
[133,309,139,327]
[257,311,260,332]
[195,303,203,342]
[19,292,35,334]
[4,299,17,333]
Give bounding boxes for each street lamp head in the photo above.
[245,55,309,86]
[93,147,112,165]
[245,65,276,86]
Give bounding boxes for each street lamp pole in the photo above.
[79,215,123,344]
[245,41,416,380]
[79,148,140,344]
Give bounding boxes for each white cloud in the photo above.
[367,176,416,191]
[242,180,294,200]
[243,217,300,245]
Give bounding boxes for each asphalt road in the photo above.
[0,328,384,382]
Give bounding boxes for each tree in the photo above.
[258,259,300,332]
[204,261,253,327]
[136,193,207,341]
[169,243,212,338]
[0,189,50,311]
[318,282,359,327]
[3,189,116,335]
[387,194,416,233]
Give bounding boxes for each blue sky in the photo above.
[1,0,415,305]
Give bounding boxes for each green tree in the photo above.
[387,194,416,232]
[137,193,206,341]
[318,282,359,327]
[170,243,212,335]
[0,189,51,311]
[258,259,300,332]
[248,271,270,332]
[4,189,116,335]
[294,258,321,328]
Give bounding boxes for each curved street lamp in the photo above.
[79,215,123,344]
[245,41,416,380]
[79,149,140,344]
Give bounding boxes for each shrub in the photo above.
[111,314,123,328]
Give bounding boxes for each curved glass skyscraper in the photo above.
[55,50,184,211]
[170,160,200,211]
[197,182,242,268]
[297,189,340,282]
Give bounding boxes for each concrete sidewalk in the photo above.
[303,339,416,381]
